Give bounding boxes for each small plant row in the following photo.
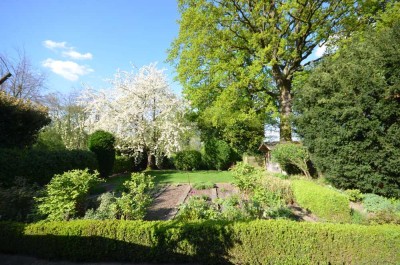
[0,219,398,264]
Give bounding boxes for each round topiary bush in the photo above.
[174,150,202,171]
[88,130,115,178]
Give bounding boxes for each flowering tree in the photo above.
[80,63,189,168]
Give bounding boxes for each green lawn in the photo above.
[147,170,234,184]
[105,170,234,189]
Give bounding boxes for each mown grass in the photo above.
[104,170,234,191]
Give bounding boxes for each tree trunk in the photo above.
[147,152,157,170]
[278,79,293,142]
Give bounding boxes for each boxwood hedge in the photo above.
[292,179,351,223]
[0,220,398,264]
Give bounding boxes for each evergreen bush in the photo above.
[88,130,116,178]
[173,150,202,170]
[294,23,400,197]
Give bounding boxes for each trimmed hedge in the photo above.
[292,179,351,223]
[174,150,203,170]
[0,148,98,186]
[0,220,399,264]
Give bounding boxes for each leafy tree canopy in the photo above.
[169,0,389,142]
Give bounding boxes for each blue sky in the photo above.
[0,0,182,95]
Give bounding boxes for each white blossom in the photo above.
[79,63,190,157]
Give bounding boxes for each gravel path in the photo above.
[145,184,190,220]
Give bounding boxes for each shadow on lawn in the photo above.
[0,221,237,265]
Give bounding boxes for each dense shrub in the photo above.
[35,169,102,221]
[271,142,311,177]
[116,172,154,220]
[203,139,238,170]
[292,179,351,223]
[344,189,364,202]
[33,127,66,151]
[113,155,134,174]
[294,23,400,198]
[84,192,119,220]
[0,178,40,222]
[0,220,399,264]
[176,196,219,221]
[0,92,51,149]
[173,150,202,170]
[88,130,116,178]
[230,162,263,193]
[0,148,98,186]
[363,193,396,213]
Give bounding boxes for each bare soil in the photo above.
[145,183,319,222]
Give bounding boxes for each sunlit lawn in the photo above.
[105,170,234,190]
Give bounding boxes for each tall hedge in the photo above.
[0,148,98,186]
[0,92,51,149]
[0,220,399,264]
[88,130,115,178]
[174,150,202,170]
[294,23,400,198]
[203,139,238,170]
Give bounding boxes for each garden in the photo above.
[1,1,400,264]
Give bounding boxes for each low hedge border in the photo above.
[0,220,399,264]
[292,179,351,223]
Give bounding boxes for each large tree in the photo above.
[0,50,46,104]
[169,0,388,141]
[294,21,400,198]
[80,64,189,168]
[43,91,88,150]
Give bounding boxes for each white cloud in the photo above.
[315,43,327,58]
[62,50,93,60]
[42,59,94,81]
[43,40,67,50]
[43,40,92,60]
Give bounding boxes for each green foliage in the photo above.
[169,0,382,142]
[88,130,116,178]
[176,196,219,221]
[33,127,66,151]
[84,192,119,220]
[1,220,399,264]
[192,182,215,190]
[292,180,351,223]
[271,142,311,177]
[0,148,98,186]
[0,92,51,149]
[145,170,234,184]
[368,210,400,225]
[116,172,154,220]
[344,189,364,202]
[363,193,396,213]
[35,169,102,221]
[294,22,400,198]
[230,162,262,193]
[202,138,238,170]
[0,177,40,222]
[112,155,134,174]
[173,150,202,170]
